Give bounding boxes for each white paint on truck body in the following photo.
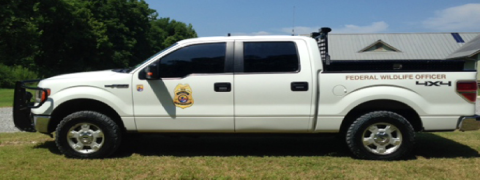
[31,36,477,133]
[315,72,476,132]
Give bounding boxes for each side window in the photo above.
[159,43,226,78]
[243,42,299,73]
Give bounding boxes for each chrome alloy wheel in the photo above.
[67,123,105,154]
[362,123,402,155]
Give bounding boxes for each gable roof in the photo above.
[358,40,401,52]
[328,32,480,60]
[446,34,480,59]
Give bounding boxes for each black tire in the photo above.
[346,111,415,160]
[55,111,122,159]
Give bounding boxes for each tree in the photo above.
[149,18,197,52]
[0,0,198,77]
[0,0,39,69]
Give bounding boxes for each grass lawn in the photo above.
[0,88,36,107]
[0,131,479,179]
[0,89,14,107]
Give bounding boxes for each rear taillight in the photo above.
[456,81,477,103]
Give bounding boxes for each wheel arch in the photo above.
[339,99,423,135]
[48,99,126,134]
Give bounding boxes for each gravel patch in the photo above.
[0,107,19,133]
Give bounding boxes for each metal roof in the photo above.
[446,34,480,59]
[328,33,480,60]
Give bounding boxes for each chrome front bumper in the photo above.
[458,115,480,131]
[34,115,51,133]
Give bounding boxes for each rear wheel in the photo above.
[55,111,122,159]
[346,111,415,160]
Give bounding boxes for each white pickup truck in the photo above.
[13,28,480,160]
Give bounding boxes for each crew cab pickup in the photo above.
[13,28,480,160]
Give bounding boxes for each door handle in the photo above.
[291,82,308,91]
[214,82,231,92]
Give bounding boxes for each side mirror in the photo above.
[144,64,160,80]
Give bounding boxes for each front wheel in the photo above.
[55,111,122,159]
[346,111,415,160]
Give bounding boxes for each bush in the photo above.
[0,64,39,88]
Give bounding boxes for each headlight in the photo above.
[35,89,51,103]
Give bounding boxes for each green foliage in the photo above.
[0,0,197,77]
[0,89,14,107]
[0,64,39,88]
[0,0,39,70]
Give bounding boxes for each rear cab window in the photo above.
[243,42,299,73]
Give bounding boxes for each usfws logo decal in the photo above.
[173,84,194,109]
[136,84,144,92]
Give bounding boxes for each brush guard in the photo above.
[12,80,48,132]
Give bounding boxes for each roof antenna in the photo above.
[292,6,295,36]
[228,33,231,37]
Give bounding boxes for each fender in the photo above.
[315,85,425,132]
[319,85,425,116]
[31,86,133,117]
[319,84,474,117]
[315,84,474,132]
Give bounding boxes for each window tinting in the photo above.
[158,43,226,78]
[243,42,299,73]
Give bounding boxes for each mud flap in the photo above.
[13,81,36,132]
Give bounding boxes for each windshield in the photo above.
[126,43,178,73]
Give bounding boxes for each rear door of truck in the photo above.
[233,39,315,132]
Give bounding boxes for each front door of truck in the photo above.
[132,41,235,132]
[233,40,314,132]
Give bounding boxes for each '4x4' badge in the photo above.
[416,81,451,86]
[173,84,194,109]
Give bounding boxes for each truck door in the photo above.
[132,41,235,132]
[233,40,314,132]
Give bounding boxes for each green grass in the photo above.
[1,131,480,179]
[0,88,36,107]
[0,89,14,107]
